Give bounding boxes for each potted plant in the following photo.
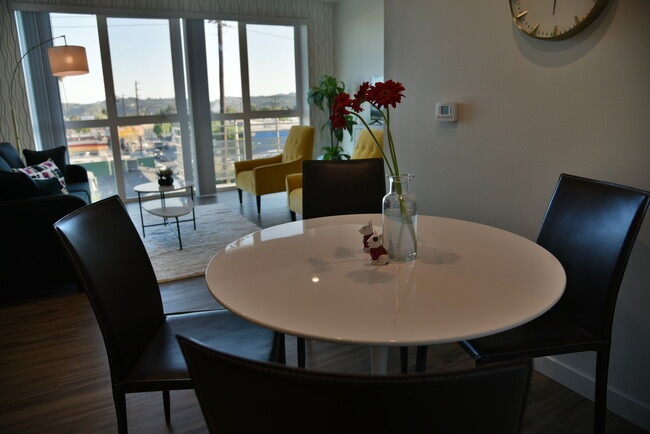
[156,167,175,186]
[307,75,355,160]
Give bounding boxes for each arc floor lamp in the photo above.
[10,35,89,155]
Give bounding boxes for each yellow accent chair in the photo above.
[286,129,384,221]
[235,125,315,214]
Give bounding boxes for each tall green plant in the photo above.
[307,75,355,160]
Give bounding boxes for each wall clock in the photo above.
[509,0,609,40]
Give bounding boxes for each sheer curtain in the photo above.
[16,11,67,152]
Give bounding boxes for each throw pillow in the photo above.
[23,146,67,178]
[33,177,65,196]
[13,159,68,193]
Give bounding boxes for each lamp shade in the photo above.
[47,45,89,77]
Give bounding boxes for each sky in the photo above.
[50,13,297,105]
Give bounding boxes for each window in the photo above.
[204,21,302,186]
[26,12,305,200]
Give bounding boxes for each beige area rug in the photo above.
[130,203,261,283]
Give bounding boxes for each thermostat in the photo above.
[435,103,457,122]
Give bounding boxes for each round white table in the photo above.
[206,214,565,374]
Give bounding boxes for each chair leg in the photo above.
[290,210,296,221]
[297,337,306,368]
[400,346,408,373]
[415,345,428,372]
[256,196,261,214]
[237,189,242,205]
[113,390,128,434]
[163,389,171,424]
[594,348,610,434]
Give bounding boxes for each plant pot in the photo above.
[158,177,173,186]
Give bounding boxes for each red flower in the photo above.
[354,81,370,102]
[330,112,348,130]
[367,80,405,109]
[330,93,354,130]
[333,92,353,110]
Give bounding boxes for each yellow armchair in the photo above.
[286,129,384,220]
[235,125,315,214]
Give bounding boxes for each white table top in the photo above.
[206,214,565,347]
[134,179,193,194]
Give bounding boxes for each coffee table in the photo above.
[134,180,196,250]
[205,214,566,374]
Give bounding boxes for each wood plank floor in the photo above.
[1,189,646,433]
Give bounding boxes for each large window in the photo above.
[204,21,301,186]
[51,14,189,201]
[33,12,305,200]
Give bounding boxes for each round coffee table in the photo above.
[134,180,195,249]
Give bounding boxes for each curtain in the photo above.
[16,11,67,153]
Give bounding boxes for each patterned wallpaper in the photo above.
[0,0,334,151]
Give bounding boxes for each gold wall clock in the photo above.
[509,0,609,40]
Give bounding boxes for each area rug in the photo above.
[130,203,261,283]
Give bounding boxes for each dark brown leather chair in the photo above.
[302,158,386,219]
[54,195,285,434]
[417,173,650,434]
[178,335,532,434]
[297,158,386,368]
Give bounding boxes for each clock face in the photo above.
[509,0,609,40]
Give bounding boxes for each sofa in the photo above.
[0,142,91,302]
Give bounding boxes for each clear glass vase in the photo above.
[382,174,417,261]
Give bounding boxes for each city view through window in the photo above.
[49,14,302,201]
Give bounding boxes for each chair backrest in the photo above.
[54,195,165,382]
[178,335,531,434]
[351,129,384,159]
[281,126,315,162]
[302,158,386,219]
[538,174,649,338]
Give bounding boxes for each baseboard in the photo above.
[534,356,650,431]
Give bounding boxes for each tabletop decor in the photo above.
[366,233,390,265]
[331,80,417,261]
[156,167,175,186]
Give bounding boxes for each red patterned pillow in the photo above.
[13,158,68,193]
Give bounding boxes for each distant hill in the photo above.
[64,93,297,120]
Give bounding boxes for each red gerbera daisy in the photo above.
[332,92,353,112]
[367,80,405,109]
[354,81,371,102]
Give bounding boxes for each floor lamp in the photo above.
[10,35,89,156]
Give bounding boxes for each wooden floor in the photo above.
[1,189,646,433]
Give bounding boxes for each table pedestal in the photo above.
[370,346,389,375]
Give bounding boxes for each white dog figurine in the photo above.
[367,233,390,266]
[358,221,374,252]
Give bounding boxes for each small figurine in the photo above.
[358,221,374,252]
[367,233,390,266]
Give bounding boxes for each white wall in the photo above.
[384,0,650,429]
[333,0,383,153]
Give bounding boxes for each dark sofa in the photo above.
[0,142,91,302]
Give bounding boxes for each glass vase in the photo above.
[382,174,417,261]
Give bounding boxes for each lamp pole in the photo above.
[10,35,67,156]
[10,35,88,156]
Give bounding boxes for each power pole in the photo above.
[135,81,140,116]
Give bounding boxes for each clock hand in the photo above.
[552,0,557,15]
